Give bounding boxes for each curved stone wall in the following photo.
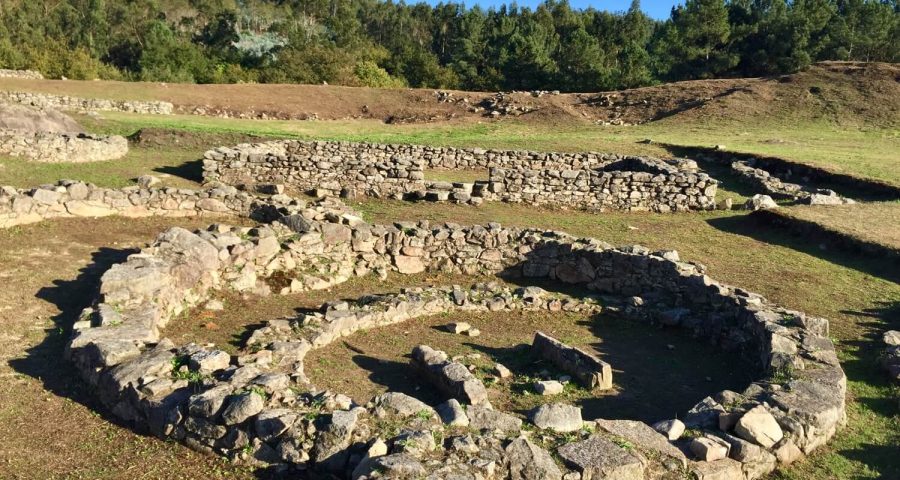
[0,130,128,162]
[202,140,717,212]
[61,196,844,480]
[0,91,173,115]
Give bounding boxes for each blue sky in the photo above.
[418,1,682,20]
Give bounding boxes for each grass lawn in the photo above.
[74,110,900,187]
[774,202,900,251]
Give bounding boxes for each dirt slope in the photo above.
[0,62,895,127]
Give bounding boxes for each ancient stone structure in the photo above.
[411,345,490,406]
[0,91,173,115]
[39,189,845,480]
[0,130,128,162]
[0,180,330,228]
[532,331,613,389]
[732,159,855,205]
[202,140,717,212]
[0,69,43,79]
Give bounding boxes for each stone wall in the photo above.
[0,69,43,79]
[0,180,335,228]
[57,195,845,479]
[486,156,717,212]
[0,130,128,162]
[202,140,717,211]
[0,91,173,115]
[203,141,426,199]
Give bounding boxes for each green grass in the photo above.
[78,111,900,187]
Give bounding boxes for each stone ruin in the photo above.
[0,103,128,162]
[0,68,44,79]
[532,331,613,390]
[731,159,855,206]
[202,140,718,212]
[14,183,843,479]
[0,90,173,115]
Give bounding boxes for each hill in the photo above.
[0,62,895,129]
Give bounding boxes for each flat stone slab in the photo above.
[411,344,489,405]
[557,435,645,480]
[595,418,687,467]
[532,331,612,389]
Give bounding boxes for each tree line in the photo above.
[0,0,896,91]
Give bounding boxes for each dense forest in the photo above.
[0,0,897,91]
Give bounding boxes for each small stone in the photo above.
[495,363,513,379]
[652,419,685,440]
[744,194,778,211]
[221,392,265,425]
[205,299,224,311]
[464,327,481,337]
[734,405,784,448]
[137,175,161,188]
[447,322,471,334]
[436,399,469,427]
[774,439,803,465]
[188,349,230,373]
[690,436,730,462]
[535,380,564,395]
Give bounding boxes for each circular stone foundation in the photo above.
[304,306,755,423]
[63,196,846,480]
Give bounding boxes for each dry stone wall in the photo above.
[203,141,426,199]
[0,69,43,79]
[51,193,845,480]
[487,156,716,212]
[0,180,330,228]
[0,91,173,115]
[0,130,128,162]
[202,140,717,212]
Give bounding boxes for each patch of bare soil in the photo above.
[2,62,895,127]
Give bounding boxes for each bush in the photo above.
[353,61,407,88]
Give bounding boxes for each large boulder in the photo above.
[0,103,83,133]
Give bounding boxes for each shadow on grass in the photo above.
[345,310,755,424]
[154,158,204,184]
[9,247,137,428]
[662,144,900,202]
[827,300,900,479]
[706,214,900,284]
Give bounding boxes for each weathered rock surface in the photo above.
[530,403,583,433]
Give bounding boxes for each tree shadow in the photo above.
[706,214,900,284]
